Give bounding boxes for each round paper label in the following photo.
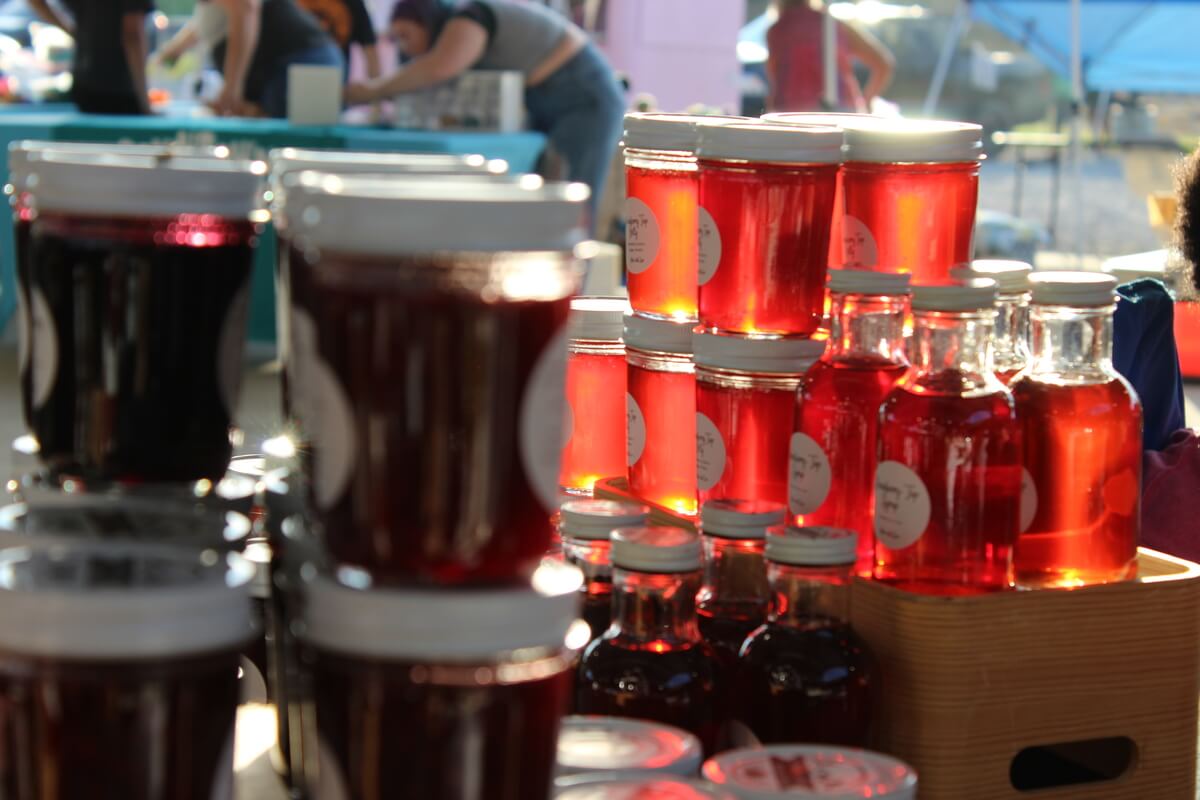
[873,460,932,549]
[624,197,660,275]
[842,215,879,268]
[695,412,727,491]
[626,392,646,468]
[697,206,722,286]
[217,279,251,418]
[519,326,569,511]
[789,433,833,515]
[1019,466,1038,534]
[30,287,58,410]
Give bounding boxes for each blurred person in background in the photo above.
[346,0,624,222]
[30,0,153,114]
[295,0,382,84]
[155,0,341,117]
[766,0,893,113]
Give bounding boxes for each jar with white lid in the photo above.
[277,173,587,584]
[556,776,736,799]
[702,745,917,799]
[302,559,584,799]
[559,498,650,643]
[951,259,1033,384]
[556,715,703,778]
[0,544,256,798]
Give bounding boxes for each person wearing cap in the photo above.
[345,0,624,221]
[766,0,894,113]
[29,0,153,114]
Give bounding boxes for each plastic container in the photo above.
[277,173,587,584]
[694,331,825,507]
[702,745,917,799]
[556,716,703,778]
[876,279,1020,594]
[951,259,1033,384]
[624,314,697,516]
[561,297,632,497]
[1012,271,1141,589]
[696,122,843,335]
[0,544,256,798]
[303,559,583,799]
[791,269,910,575]
[560,499,651,643]
[20,149,265,483]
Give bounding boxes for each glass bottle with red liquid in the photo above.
[577,526,722,755]
[951,259,1033,385]
[695,332,825,508]
[625,314,698,516]
[560,297,631,497]
[560,498,651,643]
[790,269,910,576]
[876,280,1022,594]
[696,499,786,666]
[696,122,843,336]
[735,526,877,747]
[1012,272,1141,588]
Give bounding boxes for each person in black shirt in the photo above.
[295,0,382,84]
[29,0,153,114]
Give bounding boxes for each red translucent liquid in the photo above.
[996,366,1024,385]
[627,361,697,516]
[841,161,978,282]
[698,160,837,335]
[697,603,765,668]
[696,376,797,508]
[314,650,570,799]
[625,166,699,320]
[736,620,875,747]
[876,385,1021,593]
[792,358,908,575]
[561,349,628,495]
[1012,378,1142,587]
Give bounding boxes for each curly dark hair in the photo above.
[1174,147,1200,293]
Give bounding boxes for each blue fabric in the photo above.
[524,42,625,226]
[1113,278,1186,451]
[969,0,1200,94]
[258,41,345,119]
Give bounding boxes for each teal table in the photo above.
[0,109,546,343]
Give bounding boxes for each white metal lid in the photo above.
[8,139,230,188]
[827,269,912,296]
[0,544,256,660]
[303,558,583,661]
[766,526,858,566]
[268,147,505,183]
[702,745,917,799]
[700,500,788,539]
[556,777,734,799]
[611,526,703,573]
[556,716,703,777]
[25,150,266,219]
[911,278,998,311]
[569,297,632,342]
[765,113,981,163]
[693,331,826,373]
[950,260,1033,294]
[277,170,588,255]
[623,313,694,355]
[698,122,844,164]
[560,500,651,541]
[1028,270,1118,307]
[623,112,750,153]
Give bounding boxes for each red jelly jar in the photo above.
[556,777,735,799]
[561,297,632,497]
[278,175,587,584]
[696,122,843,336]
[576,526,722,755]
[560,499,651,643]
[876,280,1021,594]
[0,544,256,800]
[624,314,698,516]
[951,259,1033,385]
[1013,272,1141,589]
[703,745,917,799]
[694,331,826,508]
[556,715,703,778]
[790,269,910,576]
[302,558,584,800]
[622,113,746,322]
[22,150,264,483]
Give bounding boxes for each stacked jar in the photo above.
[276,172,591,800]
[951,259,1034,384]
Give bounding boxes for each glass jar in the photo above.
[556,776,735,799]
[0,544,255,798]
[696,122,842,336]
[577,526,722,755]
[736,526,876,747]
[791,269,910,576]
[951,259,1033,384]
[694,331,825,508]
[556,715,703,778]
[1012,271,1141,588]
[21,149,265,483]
[302,559,584,800]
[560,498,651,643]
[624,314,698,516]
[876,280,1021,594]
[561,297,631,497]
[277,175,587,584]
[703,745,917,799]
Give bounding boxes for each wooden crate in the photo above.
[593,476,697,531]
